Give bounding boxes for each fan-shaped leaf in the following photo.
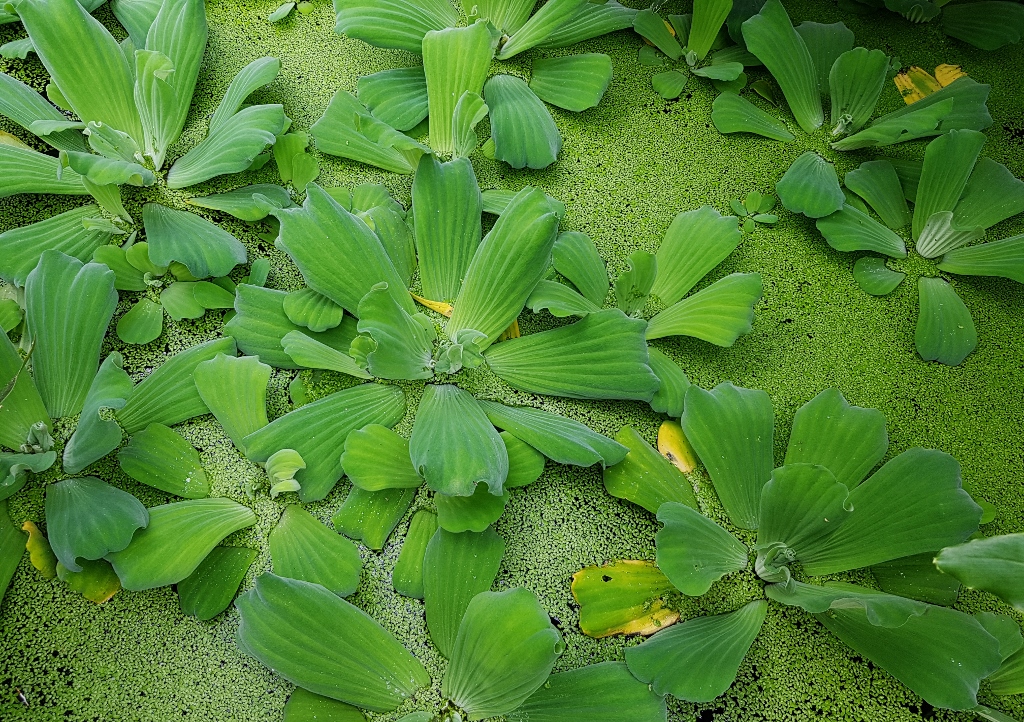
[829,47,888,134]
[270,505,362,597]
[634,8,682,60]
[816,204,908,258]
[188,184,292,222]
[177,545,256,621]
[952,157,1024,235]
[472,0,537,35]
[537,1,637,48]
[484,75,561,170]
[614,250,656,316]
[143,203,247,279]
[871,553,960,606]
[358,67,428,132]
[657,502,748,595]
[451,90,489,158]
[939,234,1024,284]
[283,289,345,333]
[333,486,416,550]
[527,280,600,317]
[498,0,587,59]
[342,424,421,491]
[604,427,697,514]
[62,352,132,474]
[509,661,667,722]
[777,152,844,219]
[795,21,854,96]
[571,560,678,637]
[393,509,437,599]
[711,91,794,141]
[107,498,255,590]
[647,349,690,418]
[688,0,734,60]
[941,2,1024,51]
[443,588,563,720]
[0,144,87,199]
[625,601,768,702]
[0,72,87,153]
[692,63,744,81]
[844,160,910,230]
[915,277,977,366]
[235,573,430,711]
[651,70,688,100]
[0,205,116,286]
[116,299,162,345]
[646,273,762,346]
[56,557,120,603]
[913,129,986,251]
[530,54,612,112]
[194,354,270,452]
[244,383,406,502]
[935,534,1024,612]
[0,451,55,502]
[501,430,545,487]
[334,0,458,54]
[117,423,210,498]
[25,251,117,419]
[652,206,741,306]
[352,283,436,380]
[436,483,510,533]
[282,689,367,722]
[552,231,608,306]
[0,332,50,453]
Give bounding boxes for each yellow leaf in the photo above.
[658,420,699,474]
[571,560,679,638]
[894,66,942,104]
[410,292,452,317]
[935,63,966,87]
[57,560,121,604]
[496,319,520,342]
[22,520,56,579]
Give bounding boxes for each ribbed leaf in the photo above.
[537,1,636,48]
[14,0,143,143]
[422,22,496,155]
[472,0,534,34]
[436,483,509,533]
[651,70,688,100]
[741,0,822,133]
[656,502,748,595]
[235,573,430,711]
[777,152,844,219]
[829,47,888,134]
[117,337,236,433]
[193,354,269,452]
[0,332,50,453]
[244,383,406,502]
[188,184,292,222]
[282,289,345,334]
[794,20,853,96]
[62,352,132,474]
[527,280,599,318]
[447,187,559,345]
[484,75,561,170]
[647,348,689,418]
[366,205,416,286]
[831,98,952,151]
[352,283,436,380]
[117,423,210,498]
[0,451,54,502]
[412,155,482,302]
[634,8,682,60]
[177,545,256,621]
[442,588,563,720]
[116,299,162,345]
[509,661,667,722]
[645,273,762,346]
[0,72,87,153]
[915,277,977,366]
[497,0,587,59]
[486,310,660,401]
[270,505,362,597]
[282,689,366,722]
[271,184,413,316]
[625,601,768,702]
[939,234,1024,284]
[603,427,697,514]
[502,431,545,487]
[860,76,992,144]
[451,90,489,158]
[0,500,25,605]
[410,384,508,496]
[529,54,612,112]
[913,129,986,251]
[24,251,117,419]
[652,206,741,306]
[143,203,246,279]
[572,560,677,637]
[358,66,428,132]
[816,204,908,257]
[936,534,1024,612]
[311,90,428,174]
[333,486,416,550]
[341,424,421,491]
[107,498,256,590]
[710,92,794,141]
[843,160,910,230]
[952,157,1024,234]
[871,552,961,606]
[690,0,734,60]
[479,400,627,467]
[681,382,773,530]
[393,509,437,599]
[941,2,1024,51]
[45,476,148,573]
[551,231,608,306]
[334,0,458,54]
[798,447,981,575]
[424,526,504,657]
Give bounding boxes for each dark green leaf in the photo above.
[270,505,362,596]
[177,545,256,621]
[689,0,734,60]
[509,661,667,722]
[62,352,132,474]
[352,282,436,380]
[657,501,748,595]
[915,277,977,366]
[116,299,162,345]
[530,54,612,112]
[951,158,1024,234]
[0,332,50,453]
[634,9,682,60]
[143,203,246,279]
[816,204,908,257]
[604,426,697,514]
[829,47,888,134]
[118,423,210,498]
[777,152,844,219]
[333,485,416,550]
[794,21,854,96]
[502,430,545,487]
[645,273,762,346]
[160,282,205,321]
[527,280,601,317]
[710,92,794,141]
[0,500,25,605]
[844,160,910,230]
[393,509,437,599]
[652,70,689,100]
[692,63,744,81]
[941,2,1024,51]
[939,234,1024,284]
[913,129,987,256]
[935,534,1024,612]
[854,256,905,296]
[283,688,367,722]
[871,553,960,606]
[552,231,608,306]
[0,451,56,502]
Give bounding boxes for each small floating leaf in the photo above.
[657,502,748,595]
[854,256,905,296]
[915,277,977,366]
[816,204,908,258]
[189,184,293,222]
[143,203,247,279]
[652,205,742,307]
[393,509,437,599]
[194,354,271,452]
[333,485,416,550]
[647,348,690,418]
[530,54,613,111]
[776,151,845,219]
[271,505,362,597]
[116,298,163,345]
[352,282,437,380]
[118,423,210,499]
[571,560,678,638]
[341,424,421,491]
[551,231,608,306]
[56,558,120,604]
[502,431,545,488]
[604,426,697,514]
[844,160,911,230]
[0,332,50,453]
[178,546,256,621]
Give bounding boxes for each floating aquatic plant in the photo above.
[839,0,1024,51]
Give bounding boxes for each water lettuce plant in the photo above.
[575,384,1021,713]
[325,0,637,169]
[839,0,1024,51]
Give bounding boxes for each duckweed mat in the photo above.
[1,0,1023,720]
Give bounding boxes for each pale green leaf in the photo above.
[915,277,977,366]
[283,688,367,722]
[529,54,611,112]
[333,485,416,550]
[111,0,163,48]
[571,560,677,638]
[393,509,437,599]
[116,298,162,345]
[358,66,428,132]
[436,483,510,533]
[527,280,600,318]
[0,331,50,453]
[159,281,205,321]
[603,426,697,514]
[143,203,246,279]
[952,157,1024,234]
[117,423,210,498]
[0,204,117,286]
[831,97,953,151]
[777,151,844,219]
[470,0,534,35]
[614,250,656,316]
[334,0,458,54]
[939,234,1024,284]
[913,129,987,252]
[484,74,561,169]
[364,205,416,287]
[62,352,133,474]
[710,92,794,142]
[189,184,293,222]
[657,502,748,595]
[501,430,545,487]
[634,9,682,60]
[536,1,637,48]
[645,273,762,346]
[282,330,371,379]
[353,282,436,380]
[0,145,87,200]
[56,557,121,603]
[193,354,270,453]
[551,231,608,306]
[935,534,1024,612]
[844,160,910,230]
[270,505,362,597]
[178,545,256,621]
[647,347,690,418]
[497,0,587,60]
[816,203,908,257]
[0,71,87,153]
[451,90,489,158]
[652,70,689,100]
[652,205,741,306]
[60,149,155,188]
[509,661,666,722]
[692,63,744,81]
[341,424,421,491]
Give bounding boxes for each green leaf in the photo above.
[0,451,55,502]
[646,272,762,346]
[61,149,155,188]
[115,299,162,345]
[448,187,559,345]
[844,160,910,230]
[501,430,545,487]
[634,9,682,60]
[0,501,25,606]
[270,505,362,597]
[44,476,147,573]
[92,245,145,292]
[107,498,255,590]
[423,526,504,657]
[952,157,1024,234]
[193,281,235,310]
[481,188,566,219]
[798,447,981,575]
[657,501,748,594]
[935,534,1024,612]
[0,202,115,284]
[647,347,690,418]
[681,382,772,530]
[816,203,908,257]
[283,688,367,722]
[268,2,295,22]
[741,0,822,133]
[831,98,952,152]
[311,90,428,174]
[652,205,741,306]
[358,67,428,132]
[62,352,133,474]
[436,483,510,533]
[498,0,587,59]
[451,90,489,158]
[829,47,888,135]
[333,0,458,54]
[689,0,734,60]
[341,424,421,491]
[188,184,293,222]
[159,281,205,321]
[443,588,564,720]
[692,63,744,82]
[207,56,278,134]
[24,251,117,419]
[710,91,794,141]
[880,76,993,137]
[244,383,406,502]
[177,545,256,621]
[871,553,961,606]
[571,560,677,637]
[0,144,88,198]
[352,283,436,380]
[271,184,413,316]
[941,2,1024,51]
[484,74,561,170]
[333,485,416,550]
[939,234,1024,284]
[603,426,697,514]
[117,337,237,434]
[143,203,247,279]
[552,231,608,306]
[0,331,50,453]
[0,299,21,333]
[235,573,430,711]
[913,129,987,254]
[651,70,689,100]
[527,280,600,318]
[14,0,143,144]
[509,661,667,722]
[0,72,88,153]
[56,557,121,603]
[915,277,977,366]
[794,21,853,97]
[470,0,534,34]
[118,423,210,498]
[537,1,637,48]
[614,250,656,316]
[412,155,482,303]
[530,54,612,112]
[853,256,905,296]
[988,645,1024,696]
[777,152,844,219]
[410,384,508,497]
[364,205,416,287]
[393,509,437,599]
[783,388,888,488]
[625,601,767,702]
